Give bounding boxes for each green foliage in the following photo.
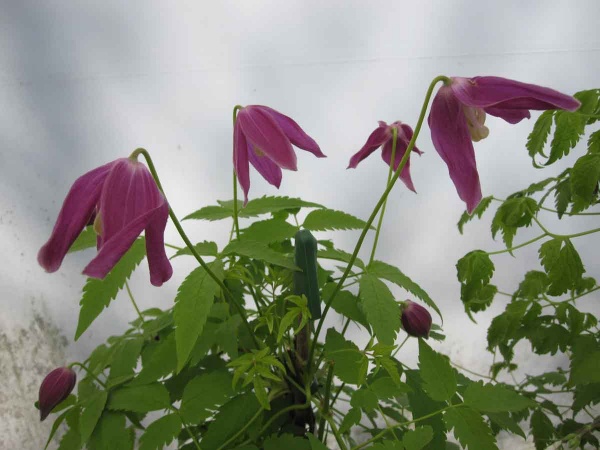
[223,239,298,270]
[171,241,218,258]
[491,197,539,250]
[323,328,368,385]
[79,388,108,445]
[75,238,146,339]
[402,426,433,450]
[456,250,496,314]
[180,370,234,423]
[359,274,400,344]
[457,196,494,234]
[88,411,133,450]
[68,225,97,253]
[463,381,534,412]
[526,110,554,163]
[107,383,170,413]
[571,153,600,210]
[444,407,498,450]
[139,414,182,450]
[539,238,585,296]
[418,340,456,402]
[303,208,371,231]
[107,337,144,387]
[241,218,298,243]
[530,409,555,450]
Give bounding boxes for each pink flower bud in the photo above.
[38,367,76,421]
[400,301,432,338]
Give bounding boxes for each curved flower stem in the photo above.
[232,105,243,240]
[369,127,398,265]
[131,148,261,348]
[124,281,145,327]
[308,75,449,375]
[68,362,106,388]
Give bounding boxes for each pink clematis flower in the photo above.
[38,157,173,286]
[347,121,422,192]
[428,76,580,213]
[234,105,325,204]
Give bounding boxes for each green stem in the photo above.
[165,242,183,251]
[352,404,459,449]
[450,360,494,380]
[124,281,145,326]
[327,416,348,450]
[68,362,106,388]
[391,335,410,358]
[171,406,202,450]
[217,406,263,450]
[487,234,547,255]
[232,105,243,239]
[369,126,398,265]
[131,148,261,349]
[308,75,449,375]
[318,362,335,440]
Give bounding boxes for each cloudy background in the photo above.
[1,1,599,448]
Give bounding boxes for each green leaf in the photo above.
[139,414,182,450]
[79,389,108,445]
[350,388,379,412]
[554,178,572,218]
[44,409,71,450]
[322,283,370,330]
[222,240,298,270]
[132,332,177,385]
[370,376,411,400]
[183,204,234,221]
[323,328,368,385]
[241,218,298,244]
[339,407,361,433]
[303,208,371,232]
[180,370,234,423]
[570,351,600,385]
[88,412,132,450]
[456,250,496,313]
[307,434,330,450]
[68,226,97,253]
[402,426,433,450]
[588,129,600,154]
[107,337,144,387]
[527,110,554,162]
[547,110,586,165]
[418,340,456,402]
[571,153,600,209]
[457,196,493,234]
[317,247,365,269]
[369,260,441,321]
[107,383,170,413]
[444,407,498,450]
[486,412,526,439]
[201,393,260,449]
[514,271,549,300]
[171,241,218,258]
[490,197,538,250]
[370,442,404,450]
[539,238,585,296]
[174,260,224,371]
[530,409,555,450]
[359,274,400,345]
[405,371,447,449]
[75,238,146,340]
[463,381,534,412]
[263,434,311,450]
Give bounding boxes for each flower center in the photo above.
[463,106,489,142]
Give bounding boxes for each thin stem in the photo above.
[132,148,260,348]
[450,360,494,380]
[124,281,145,326]
[318,362,335,440]
[171,406,202,450]
[487,234,547,256]
[391,335,410,358]
[327,416,348,450]
[217,406,263,450]
[68,362,106,388]
[308,75,449,375]
[164,242,183,251]
[369,126,398,265]
[232,105,243,239]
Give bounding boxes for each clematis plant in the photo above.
[34,76,599,450]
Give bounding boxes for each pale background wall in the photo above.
[1,1,599,448]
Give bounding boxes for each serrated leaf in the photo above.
[418,340,456,402]
[317,247,365,269]
[370,442,404,450]
[174,260,224,371]
[403,426,433,450]
[368,260,441,321]
[240,218,298,243]
[339,407,361,433]
[322,283,370,330]
[222,240,298,270]
[527,110,554,161]
[303,208,371,232]
[79,389,108,445]
[547,110,585,165]
[75,238,146,340]
[132,332,177,385]
[180,370,234,423]
[201,393,261,449]
[530,409,555,450]
[68,226,97,253]
[139,414,182,450]
[444,407,498,450]
[44,409,71,450]
[405,371,447,449]
[264,434,312,450]
[307,434,329,450]
[515,271,549,300]
[554,178,572,218]
[571,153,600,209]
[350,388,379,411]
[539,238,585,296]
[463,381,534,412]
[456,250,496,313]
[57,407,82,450]
[171,241,218,258]
[370,377,411,400]
[107,383,170,413]
[457,196,493,234]
[107,337,144,387]
[490,197,538,251]
[183,204,234,221]
[570,351,600,385]
[323,328,368,385]
[589,129,600,153]
[359,274,400,345]
[88,412,132,450]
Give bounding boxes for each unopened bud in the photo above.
[400,300,432,338]
[38,367,76,421]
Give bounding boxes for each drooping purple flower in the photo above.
[401,300,432,338]
[348,121,423,192]
[38,158,173,286]
[38,367,76,421]
[428,76,581,213]
[234,105,325,204]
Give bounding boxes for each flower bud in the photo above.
[400,300,432,338]
[38,367,76,421]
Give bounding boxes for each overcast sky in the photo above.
[1,1,599,448]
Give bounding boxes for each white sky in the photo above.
[1,1,599,448]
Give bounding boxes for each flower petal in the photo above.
[237,106,297,171]
[37,161,116,273]
[248,143,283,188]
[451,76,581,113]
[428,87,482,213]
[381,135,417,193]
[144,199,173,286]
[258,105,325,158]
[234,120,251,205]
[400,123,423,155]
[347,124,390,169]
